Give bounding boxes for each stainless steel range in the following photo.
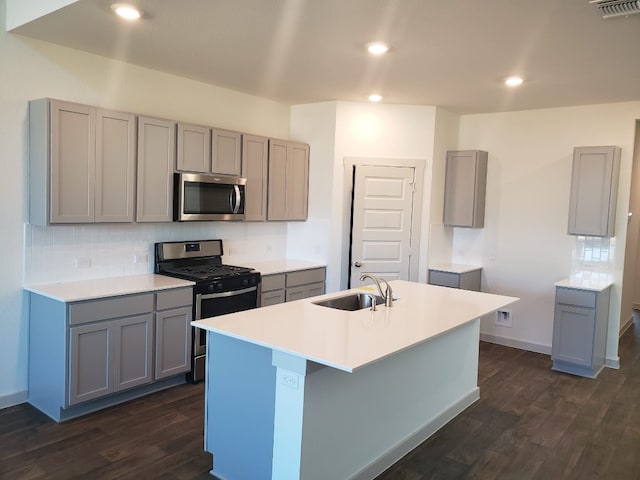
[155,239,260,382]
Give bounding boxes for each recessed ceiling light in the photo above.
[368,94,383,102]
[505,76,524,87]
[367,42,389,55]
[111,3,142,20]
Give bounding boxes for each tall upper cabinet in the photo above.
[29,99,136,225]
[267,139,309,221]
[242,134,269,221]
[568,146,621,237]
[443,150,488,228]
[136,116,176,223]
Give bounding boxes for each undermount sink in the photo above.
[312,292,386,311]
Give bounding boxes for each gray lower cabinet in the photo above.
[28,286,192,422]
[428,267,482,291]
[69,313,153,406]
[155,288,192,379]
[552,285,611,378]
[443,150,488,228]
[260,267,325,306]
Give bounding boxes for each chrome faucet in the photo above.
[359,274,393,307]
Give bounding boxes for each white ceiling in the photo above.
[8,0,640,114]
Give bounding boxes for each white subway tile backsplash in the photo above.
[571,235,615,275]
[23,222,288,284]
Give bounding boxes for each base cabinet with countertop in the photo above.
[26,275,193,422]
[257,264,326,306]
[552,280,612,379]
[428,265,482,291]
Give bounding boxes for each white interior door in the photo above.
[350,165,415,287]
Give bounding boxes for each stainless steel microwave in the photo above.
[174,173,246,221]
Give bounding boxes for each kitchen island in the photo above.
[193,280,517,480]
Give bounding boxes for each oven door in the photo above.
[194,286,258,356]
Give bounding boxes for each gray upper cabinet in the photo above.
[568,146,621,237]
[95,109,136,222]
[137,116,176,222]
[267,139,310,221]
[176,123,211,173]
[212,128,242,176]
[242,134,269,221]
[29,99,135,225]
[443,150,488,228]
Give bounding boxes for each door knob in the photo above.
[354,261,362,268]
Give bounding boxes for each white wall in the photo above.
[456,102,640,362]
[289,101,438,292]
[0,17,291,404]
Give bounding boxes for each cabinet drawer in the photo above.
[428,271,460,289]
[156,288,193,311]
[286,268,325,287]
[555,288,596,308]
[260,290,285,307]
[69,293,154,325]
[261,274,286,292]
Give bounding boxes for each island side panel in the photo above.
[205,332,277,480]
[298,319,481,480]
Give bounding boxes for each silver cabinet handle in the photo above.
[354,261,362,267]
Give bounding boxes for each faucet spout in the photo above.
[359,274,393,307]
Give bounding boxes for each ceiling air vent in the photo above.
[590,0,640,18]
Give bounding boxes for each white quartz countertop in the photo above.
[429,264,482,274]
[24,274,195,302]
[555,272,614,292]
[193,280,518,373]
[246,259,326,276]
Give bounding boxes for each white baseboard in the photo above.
[480,333,551,355]
[605,356,620,369]
[0,390,27,409]
[350,388,479,480]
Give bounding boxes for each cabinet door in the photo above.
[136,116,176,222]
[443,150,487,228]
[552,304,595,367]
[212,129,242,176]
[155,306,192,380]
[242,134,269,221]
[69,322,112,405]
[285,286,307,302]
[306,282,325,298]
[267,139,289,220]
[50,100,95,223]
[261,290,286,306]
[288,142,310,221]
[113,314,153,392]
[568,146,620,237]
[95,109,136,222]
[177,123,211,173]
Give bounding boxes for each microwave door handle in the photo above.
[232,185,241,214]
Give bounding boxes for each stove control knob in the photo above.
[242,278,249,286]
[207,284,215,292]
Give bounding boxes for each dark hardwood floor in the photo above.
[2,321,640,480]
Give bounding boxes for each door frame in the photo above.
[341,157,426,290]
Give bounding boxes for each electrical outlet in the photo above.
[495,309,512,328]
[74,257,91,269]
[134,252,149,264]
[281,373,299,390]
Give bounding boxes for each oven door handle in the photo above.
[200,286,257,300]
[195,286,258,320]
